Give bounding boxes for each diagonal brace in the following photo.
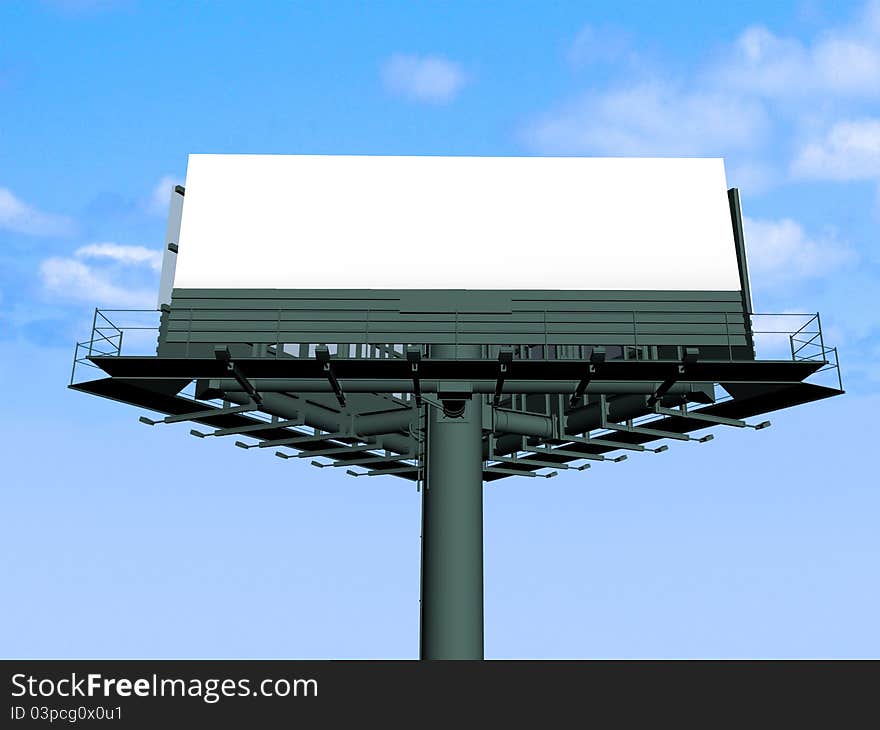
[214,346,262,405]
[647,378,677,408]
[407,346,422,407]
[316,345,345,407]
[568,347,605,409]
[493,348,513,407]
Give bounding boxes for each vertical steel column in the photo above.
[420,344,485,660]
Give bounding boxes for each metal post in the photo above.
[420,343,484,660]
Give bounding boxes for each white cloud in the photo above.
[743,216,856,286]
[525,82,768,155]
[0,187,74,236]
[75,242,162,271]
[567,24,636,68]
[39,258,154,308]
[147,174,182,216]
[791,118,880,180]
[42,0,133,14]
[40,240,161,308]
[381,54,467,104]
[711,24,880,99]
[523,2,880,195]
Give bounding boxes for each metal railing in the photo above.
[750,312,843,391]
[70,308,844,392]
[70,309,160,384]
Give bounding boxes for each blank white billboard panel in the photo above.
[173,155,741,291]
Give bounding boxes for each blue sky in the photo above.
[1,0,878,658]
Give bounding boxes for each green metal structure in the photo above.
[69,185,844,660]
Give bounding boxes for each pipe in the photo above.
[221,390,415,455]
[493,409,554,438]
[565,394,650,436]
[487,388,712,458]
[355,408,416,437]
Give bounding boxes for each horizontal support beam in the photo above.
[278,445,367,459]
[528,446,608,461]
[599,401,692,442]
[652,403,753,428]
[484,466,558,479]
[139,402,256,425]
[91,355,824,385]
[489,455,590,471]
[319,452,415,468]
[191,415,303,437]
[346,466,420,477]
[257,432,351,448]
[206,378,716,398]
[560,435,649,453]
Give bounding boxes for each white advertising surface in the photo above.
[173,154,741,291]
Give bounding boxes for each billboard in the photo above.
[171,154,742,292]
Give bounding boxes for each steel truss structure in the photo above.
[69,184,844,659]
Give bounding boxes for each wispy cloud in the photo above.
[791,118,880,180]
[0,187,74,236]
[75,242,162,270]
[39,240,161,308]
[523,1,880,195]
[709,12,880,100]
[146,174,182,216]
[381,54,467,104]
[567,24,637,68]
[39,257,155,308]
[525,82,768,156]
[744,216,856,287]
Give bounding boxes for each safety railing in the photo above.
[70,308,844,392]
[750,312,842,391]
[70,309,160,384]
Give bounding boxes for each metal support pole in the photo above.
[420,344,484,660]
